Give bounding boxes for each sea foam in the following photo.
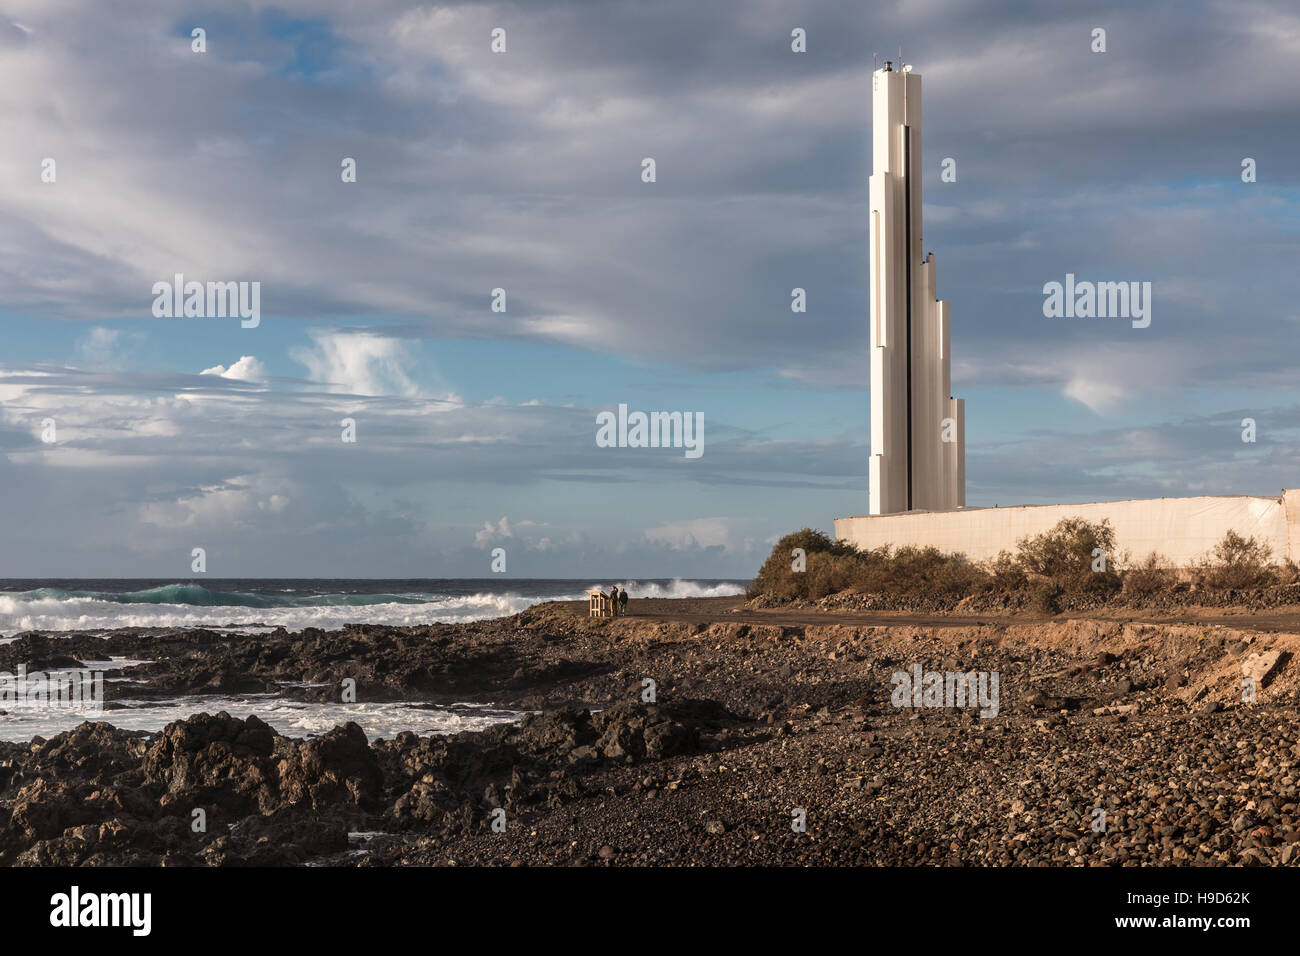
[0,579,744,637]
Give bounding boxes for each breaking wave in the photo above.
[0,578,744,636]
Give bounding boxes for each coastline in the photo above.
[2,595,1299,864]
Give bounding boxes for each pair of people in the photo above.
[608,585,629,615]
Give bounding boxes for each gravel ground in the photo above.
[1,602,1298,865]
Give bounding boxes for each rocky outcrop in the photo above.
[0,698,728,865]
[144,712,280,814]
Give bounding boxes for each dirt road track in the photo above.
[549,595,1300,634]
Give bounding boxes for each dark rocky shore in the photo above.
[2,602,1299,865]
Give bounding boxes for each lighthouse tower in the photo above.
[868,62,965,515]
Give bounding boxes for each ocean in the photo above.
[0,578,747,742]
[0,577,746,637]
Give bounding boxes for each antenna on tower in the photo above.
[873,52,878,70]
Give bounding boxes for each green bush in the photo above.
[748,528,856,600]
[749,530,987,602]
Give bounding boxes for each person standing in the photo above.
[619,587,629,616]
[609,585,620,616]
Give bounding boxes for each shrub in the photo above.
[1122,552,1173,595]
[749,518,1280,606]
[1015,517,1121,594]
[985,550,1026,593]
[748,531,986,602]
[748,528,856,600]
[1195,530,1274,590]
[1029,581,1061,615]
[804,550,861,600]
[1279,561,1300,587]
[853,544,988,599]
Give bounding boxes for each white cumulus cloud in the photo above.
[291,330,446,399]
[201,355,267,383]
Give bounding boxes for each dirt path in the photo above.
[548,595,1300,633]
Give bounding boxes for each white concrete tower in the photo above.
[868,62,964,515]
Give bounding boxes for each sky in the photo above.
[0,0,1297,578]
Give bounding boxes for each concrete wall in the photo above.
[835,492,1299,566]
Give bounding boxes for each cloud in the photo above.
[474,515,512,546]
[1064,375,1129,414]
[1,0,1297,576]
[201,355,267,383]
[74,328,127,369]
[644,517,756,553]
[475,516,555,550]
[0,359,837,573]
[137,475,291,530]
[0,0,1283,393]
[290,330,445,399]
[3,348,1294,574]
